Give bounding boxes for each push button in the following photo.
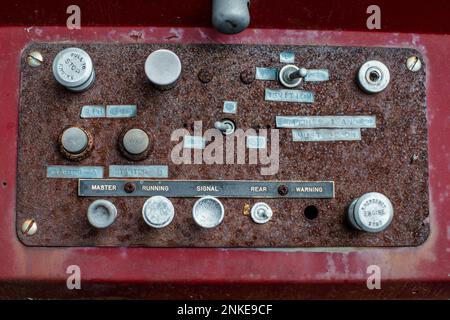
[142,196,175,228]
[59,126,93,161]
[144,49,181,89]
[192,196,224,229]
[119,128,150,161]
[52,47,95,92]
[87,200,117,229]
[347,192,394,233]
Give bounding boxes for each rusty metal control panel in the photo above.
[16,43,429,247]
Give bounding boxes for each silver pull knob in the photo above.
[347,192,394,233]
[52,47,95,92]
[145,49,181,89]
[212,0,250,34]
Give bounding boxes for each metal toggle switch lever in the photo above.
[214,120,235,135]
[279,65,308,88]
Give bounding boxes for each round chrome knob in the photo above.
[142,196,175,228]
[52,47,95,92]
[144,49,181,89]
[347,192,394,233]
[192,196,224,228]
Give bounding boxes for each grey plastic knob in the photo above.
[144,49,181,89]
[52,47,95,92]
[122,129,149,155]
[212,0,250,34]
[87,200,117,229]
[61,127,88,154]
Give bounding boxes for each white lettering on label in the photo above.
[295,186,323,193]
[196,186,219,192]
[91,185,117,191]
[250,186,268,192]
[142,185,169,192]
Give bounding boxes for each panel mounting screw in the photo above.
[27,51,43,67]
[406,56,422,72]
[21,219,37,236]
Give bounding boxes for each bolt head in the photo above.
[406,56,422,72]
[21,219,37,236]
[27,51,43,67]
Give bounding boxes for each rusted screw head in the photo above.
[124,182,136,193]
[21,219,37,236]
[198,68,213,83]
[278,185,289,196]
[27,51,43,67]
[406,56,422,72]
[240,68,254,84]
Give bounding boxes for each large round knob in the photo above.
[52,47,95,92]
[144,49,181,89]
[347,192,394,233]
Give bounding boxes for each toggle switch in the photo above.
[59,126,93,161]
[251,202,273,224]
[192,196,224,228]
[214,119,235,135]
[119,128,150,161]
[52,47,95,92]
[87,200,117,229]
[347,192,394,233]
[145,49,181,89]
[279,64,307,88]
[142,196,175,228]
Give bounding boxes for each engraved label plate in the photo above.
[109,165,169,178]
[183,136,206,149]
[106,105,137,118]
[223,101,237,114]
[292,129,361,141]
[276,116,376,128]
[47,166,104,178]
[255,67,278,80]
[80,105,106,118]
[79,180,335,198]
[304,69,330,82]
[246,136,266,149]
[280,51,295,63]
[265,89,314,103]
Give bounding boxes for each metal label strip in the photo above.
[265,88,314,103]
[276,115,376,128]
[78,180,335,198]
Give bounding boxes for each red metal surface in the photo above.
[1,0,450,35]
[0,26,449,298]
